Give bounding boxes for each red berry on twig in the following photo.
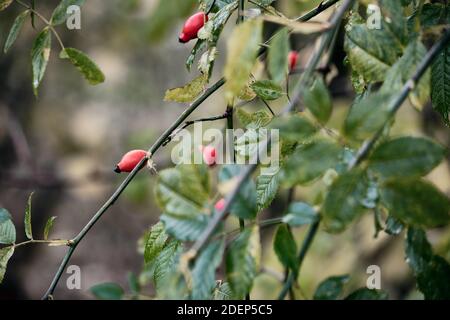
[114,150,148,173]
[179,12,208,43]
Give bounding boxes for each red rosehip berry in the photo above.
[288,51,299,72]
[199,145,217,167]
[114,149,148,173]
[214,198,226,211]
[179,12,208,43]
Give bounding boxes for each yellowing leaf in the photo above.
[224,19,262,104]
[164,74,208,103]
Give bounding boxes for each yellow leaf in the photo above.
[164,74,208,103]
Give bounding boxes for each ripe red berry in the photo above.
[215,198,226,211]
[288,51,299,72]
[114,150,148,173]
[179,12,208,43]
[199,145,217,167]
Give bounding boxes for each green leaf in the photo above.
[322,169,368,233]
[280,139,342,186]
[344,13,402,83]
[127,272,140,295]
[382,40,430,110]
[368,137,446,178]
[144,222,168,264]
[250,80,284,101]
[0,246,14,284]
[43,216,57,240]
[378,0,408,45]
[303,77,332,125]
[24,192,33,240]
[164,74,208,103]
[4,10,29,54]
[0,208,16,245]
[90,283,124,300]
[218,165,257,219]
[191,240,224,300]
[236,108,272,129]
[416,3,450,30]
[0,0,13,11]
[380,179,450,228]
[226,226,260,298]
[405,228,450,299]
[313,275,349,300]
[186,39,207,71]
[431,44,449,126]
[345,288,388,300]
[268,28,289,84]
[160,214,210,242]
[273,224,298,277]
[256,172,279,211]
[51,0,85,25]
[60,48,105,85]
[283,202,318,227]
[155,164,210,219]
[344,92,392,141]
[224,19,262,104]
[384,216,404,236]
[31,28,52,95]
[153,240,183,292]
[213,282,234,300]
[269,114,317,142]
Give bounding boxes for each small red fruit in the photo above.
[114,150,148,173]
[215,198,226,211]
[179,12,208,43]
[288,51,299,72]
[199,145,217,167]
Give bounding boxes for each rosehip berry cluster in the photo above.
[288,50,299,72]
[114,149,148,173]
[179,12,208,43]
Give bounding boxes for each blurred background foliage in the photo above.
[0,0,449,299]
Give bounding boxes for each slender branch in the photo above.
[14,0,65,50]
[12,239,70,250]
[41,0,344,300]
[261,99,275,116]
[238,0,245,24]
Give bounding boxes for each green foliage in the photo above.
[280,139,342,186]
[322,169,368,233]
[313,275,349,300]
[0,247,14,284]
[0,208,16,245]
[380,179,450,228]
[43,216,57,240]
[405,228,450,299]
[191,240,224,300]
[31,28,52,95]
[226,226,260,298]
[302,77,332,125]
[250,80,284,101]
[269,114,317,142]
[268,28,289,84]
[256,172,280,211]
[164,74,208,103]
[4,10,29,53]
[368,137,446,178]
[60,48,105,85]
[344,92,392,140]
[90,283,124,300]
[345,288,388,300]
[153,240,183,292]
[51,0,85,25]
[431,44,449,126]
[273,224,298,277]
[236,108,272,129]
[224,18,262,104]
[144,222,168,265]
[282,202,318,227]
[219,165,257,219]
[24,192,33,240]
[0,0,13,11]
